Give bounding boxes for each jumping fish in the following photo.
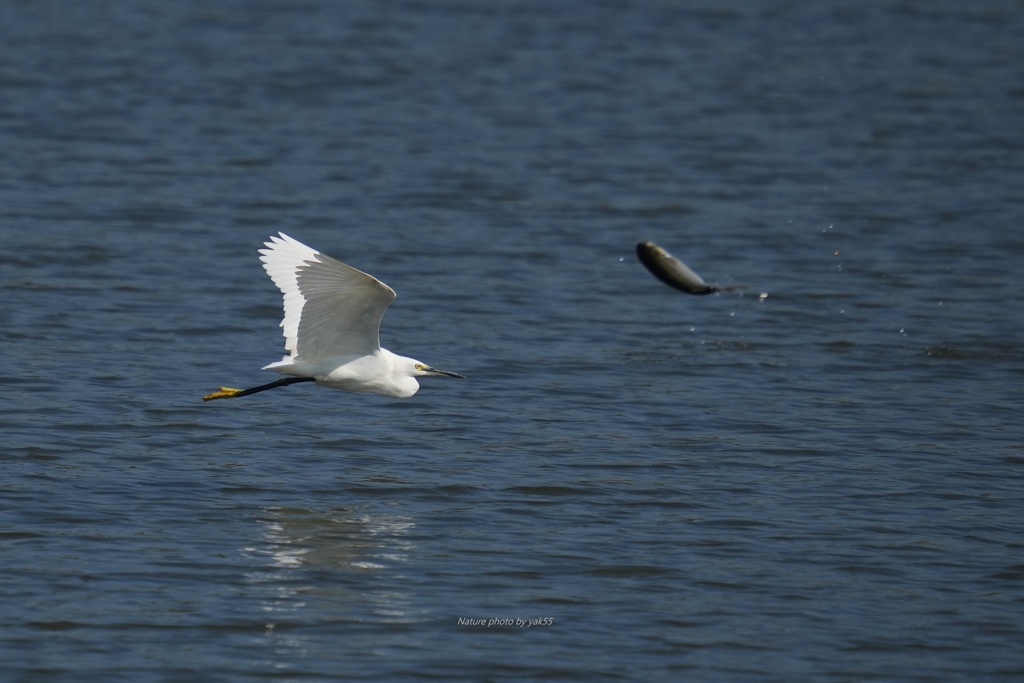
[635,241,717,295]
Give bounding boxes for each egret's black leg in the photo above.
[203,376,316,401]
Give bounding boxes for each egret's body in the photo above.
[203,233,463,402]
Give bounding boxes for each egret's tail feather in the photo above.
[261,357,295,371]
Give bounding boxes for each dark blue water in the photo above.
[2,1,1023,681]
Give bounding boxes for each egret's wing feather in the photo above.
[259,232,396,362]
[295,251,395,358]
[259,233,316,356]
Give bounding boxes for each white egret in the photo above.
[203,232,464,402]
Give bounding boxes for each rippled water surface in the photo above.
[2,1,1023,681]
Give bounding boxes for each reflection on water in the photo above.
[247,506,415,570]
[243,506,418,628]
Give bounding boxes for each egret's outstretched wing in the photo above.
[259,232,396,362]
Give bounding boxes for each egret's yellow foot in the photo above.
[203,387,244,401]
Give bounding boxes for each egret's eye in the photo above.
[415,363,427,371]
